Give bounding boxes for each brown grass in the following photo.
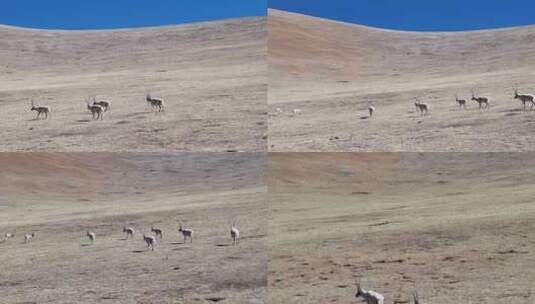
[0,17,266,152]
[269,9,535,151]
[268,153,535,303]
[0,153,267,304]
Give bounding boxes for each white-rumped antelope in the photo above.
[86,97,104,120]
[24,233,35,244]
[455,94,467,109]
[92,97,111,112]
[230,220,240,245]
[178,220,193,243]
[143,234,156,251]
[30,98,51,119]
[123,226,135,239]
[151,226,163,239]
[471,89,489,110]
[513,87,535,110]
[86,231,96,243]
[368,105,376,117]
[355,283,384,304]
[146,93,164,112]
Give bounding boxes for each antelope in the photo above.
[355,283,384,304]
[24,233,35,244]
[30,98,51,119]
[412,291,420,304]
[292,108,302,115]
[151,226,163,239]
[143,234,156,251]
[1,232,15,243]
[178,220,194,243]
[86,231,96,243]
[123,226,135,239]
[86,98,104,120]
[513,87,535,110]
[146,93,164,112]
[92,97,111,112]
[471,89,489,110]
[368,105,376,117]
[414,98,429,115]
[455,94,466,109]
[230,220,240,246]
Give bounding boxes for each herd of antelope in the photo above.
[29,93,165,120]
[366,87,534,118]
[1,219,241,252]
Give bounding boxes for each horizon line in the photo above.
[269,8,535,34]
[0,14,266,32]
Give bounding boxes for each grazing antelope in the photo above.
[86,231,96,243]
[513,87,535,110]
[1,232,15,243]
[471,89,489,110]
[178,221,194,243]
[24,233,35,244]
[292,108,302,115]
[151,226,163,239]
[143,234,156,251]
[123,226,135,239]
[414,98,429,115]
[86,98,104,120]
[92,97,111,112]
[455,94,467,109]
[230,220,240,246]
[146,93,164,112]
[30,98,51,119]
[368,105,376,117]
[355,283,384,304]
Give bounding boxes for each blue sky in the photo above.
[269,0,535,31]
[0,0,266,30]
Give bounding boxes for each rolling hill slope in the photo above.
[268,9,535,151]
[268,152,535,303]
[0,17,266,151]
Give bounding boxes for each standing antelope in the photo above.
[30,98,51,119]
[146,93,164,112]
[455,94,467,109]
[368,105,376,117]
[513,87,535,110]
[1,232,15,243]
[24,233,35,244]
[178,221,194,243]
[92,97,111,112]
[414,98,429,115]
[230,220,240,246]
[355,283,384,304]
[143,234,156,251]
[86,231,96,243]
[151,226,163,239]
[412,291,420,304]
[123,226,135,239]
[471,89,489,110]
[86,98,104,120]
